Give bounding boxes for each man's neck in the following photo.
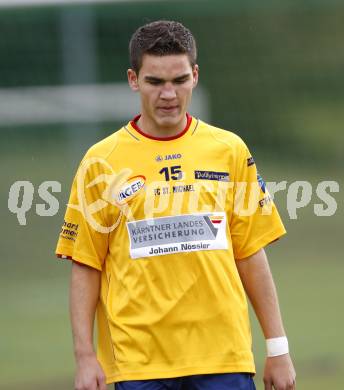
[136,114,187,139]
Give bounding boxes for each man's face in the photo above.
[128,54,198,130]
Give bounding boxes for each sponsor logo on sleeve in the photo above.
[247,156,255,166]
[194,170,230,182]
[60,220,79,241]
[257,174,266,193]
[126,212,228,259]
[259,195,273,207]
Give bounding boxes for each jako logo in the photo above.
[155,154,182,162]
[165,153,182,160]
[117,175,146,204]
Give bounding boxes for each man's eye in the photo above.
[174,79,187,84]
[148,80,162,85]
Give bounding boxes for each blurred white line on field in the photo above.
[0,84,209,126]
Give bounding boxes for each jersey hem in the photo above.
[104,363,256,384]
[235,225,286,260]
[55,247,102,271]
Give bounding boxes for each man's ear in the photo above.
[192,64,199,88]
[127,69,139,92]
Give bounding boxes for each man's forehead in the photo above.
[140,54,193,78]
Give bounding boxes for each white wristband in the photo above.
[266,336,289,357]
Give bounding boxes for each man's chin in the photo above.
[156,113,184,128]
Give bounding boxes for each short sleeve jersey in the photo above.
[56,114,286,384]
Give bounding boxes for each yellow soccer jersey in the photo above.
[56,114,286,384]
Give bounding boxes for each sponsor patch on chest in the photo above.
[194,170,230,182]
[116,175,146,204]
[126,212,228,259]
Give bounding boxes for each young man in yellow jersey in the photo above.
[56,20,296,390]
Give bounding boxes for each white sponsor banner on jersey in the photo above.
[126,212,228,259]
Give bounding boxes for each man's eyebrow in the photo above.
[144,76,164,82]
[172,73,191,81]
[144,73,191,82]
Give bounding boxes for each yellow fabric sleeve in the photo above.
[230,140,286,260]
[55,152,111,270]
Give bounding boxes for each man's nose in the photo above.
[160,82,177,99]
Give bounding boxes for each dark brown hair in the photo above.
[129,20,197,73]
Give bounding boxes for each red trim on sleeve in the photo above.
[57,254,73,260]
[56,254,89,267]
[130,113,192,141]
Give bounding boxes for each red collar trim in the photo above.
[130,113,192,141]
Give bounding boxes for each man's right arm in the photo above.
[70,261,107,390]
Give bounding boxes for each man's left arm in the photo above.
[236,248,296,390]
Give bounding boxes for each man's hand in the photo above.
[75,352,107,390]
[263,353,296,390]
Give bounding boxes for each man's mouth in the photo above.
[157,106,179,113]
